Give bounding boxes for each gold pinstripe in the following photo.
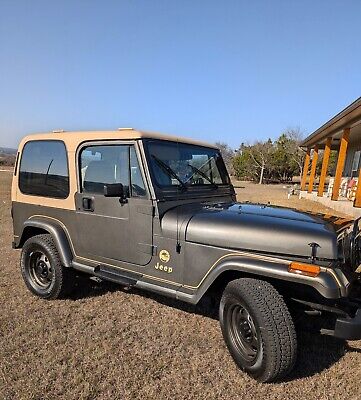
[28,214,185,287]
[183,252,290,289]
[26,214,333,291]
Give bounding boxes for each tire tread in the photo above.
[221,278,297,382]
[21,234,75,299]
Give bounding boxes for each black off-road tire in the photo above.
[21,234,75,299]
[219,278,297,383]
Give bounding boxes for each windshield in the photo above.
[145,140,230,189]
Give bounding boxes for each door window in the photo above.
[80,144,146,196]
[130,146,146,197]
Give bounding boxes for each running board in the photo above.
[94,265,139,287]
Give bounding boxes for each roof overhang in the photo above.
[300,97,361,149]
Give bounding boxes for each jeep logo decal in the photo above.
[155,262,173,274]
[159,249,170,263]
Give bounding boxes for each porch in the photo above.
[300,97,361,218]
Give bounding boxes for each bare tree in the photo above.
[248,140,274,184]
[215,142,236,175]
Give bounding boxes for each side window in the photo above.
[80,144,147,197]
[80,145,130,194]
[19,140,69,198]
[130,147,146,197]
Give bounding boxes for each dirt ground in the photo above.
[1,172,361,400]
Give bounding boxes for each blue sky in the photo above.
[0,0,360,149]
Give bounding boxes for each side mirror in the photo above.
[104,183,125,198]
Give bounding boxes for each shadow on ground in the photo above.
[69,275,346,381]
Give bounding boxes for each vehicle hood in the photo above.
[161,202,353,261]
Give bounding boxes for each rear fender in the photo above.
[19,218,73,268]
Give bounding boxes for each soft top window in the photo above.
[19,140,69,199]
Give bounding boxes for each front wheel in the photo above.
[219,278,297,383]
[21,234,75,299]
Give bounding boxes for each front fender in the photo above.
[176,254,344,304]
[19,217,73,268]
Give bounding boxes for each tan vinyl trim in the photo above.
[14,194,76,210]
[18,129,218,153]
[13,129,218,206]
[12,141,77,210]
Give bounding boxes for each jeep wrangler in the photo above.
[11,129,361,382]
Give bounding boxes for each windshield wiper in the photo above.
[185,164,218,188]
[151,155,187,191]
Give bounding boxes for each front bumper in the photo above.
[334,309,361,340]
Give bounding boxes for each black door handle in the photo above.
[82,197,94,212]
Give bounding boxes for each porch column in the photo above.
[317,137,332,197]
[332,128,350,201]
[300,147,311,191]
[308,145,319,193]
[354,168,361,208]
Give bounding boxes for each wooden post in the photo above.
[332,128,350,201]
[318,137,332,197]
[300,148,311,191]
[354,168,361,208]
[308,145,319,193]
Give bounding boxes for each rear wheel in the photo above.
[21,234,75,299]
[219,278,297,382]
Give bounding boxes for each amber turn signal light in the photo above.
[288,262,321,277]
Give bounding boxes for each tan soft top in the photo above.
[18,128,218,152]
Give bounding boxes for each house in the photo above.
[300,97,361,217]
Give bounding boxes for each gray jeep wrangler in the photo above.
[11,129,361,382]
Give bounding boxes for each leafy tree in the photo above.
[316,149,338,177]
[233,140,274,184]
[328,150,338,176]
[233,146,248,180]
[233,144,257,181]
[271,134,295,182]
[279,127,305,178]
[232,127,306,183]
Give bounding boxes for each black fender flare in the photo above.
[176,254,343,304]
[21,217,73,268]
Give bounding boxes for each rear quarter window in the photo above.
[19,140,69,198]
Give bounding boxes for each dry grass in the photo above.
[1,172,361,400]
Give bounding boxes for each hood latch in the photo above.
[308,242,320,263]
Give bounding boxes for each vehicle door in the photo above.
[74,141,154,266]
